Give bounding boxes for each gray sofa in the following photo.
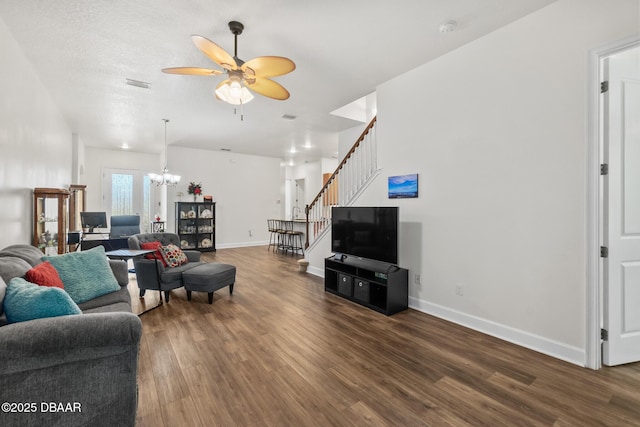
[128,232,204,302]
[0,244,141,427]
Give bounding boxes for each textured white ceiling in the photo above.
[0,0,556,164]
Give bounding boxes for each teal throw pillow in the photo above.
[4,277,81,324]
[43,246,120,304]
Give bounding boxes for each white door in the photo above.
[602,44,640,366]
[102,168,155,233]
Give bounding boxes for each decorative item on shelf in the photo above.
[203,195,213,202]
[154,213,161,222]
[188,182,202,201]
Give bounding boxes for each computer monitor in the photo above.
[80,211,107,233]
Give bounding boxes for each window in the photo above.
[103,169,155,232]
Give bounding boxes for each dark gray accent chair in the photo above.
[110,215,141,238]
[127,232,204,302]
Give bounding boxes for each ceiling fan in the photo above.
[162,21,295,106]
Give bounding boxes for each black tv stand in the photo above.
[325,256,408,315]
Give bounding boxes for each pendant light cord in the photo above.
[163,119,169,169]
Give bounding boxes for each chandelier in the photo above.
[149,119,181,186]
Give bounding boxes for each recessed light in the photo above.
[121,143,129,150]
[125,78,151,89]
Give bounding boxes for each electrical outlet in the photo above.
[248,229,253,236]
[455,284,464,296]
[415,274,421,284]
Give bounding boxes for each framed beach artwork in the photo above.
[388,174,419,199]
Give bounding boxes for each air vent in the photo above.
[282,114,297,120]
[220,148,231,152]
[125,78,151,89]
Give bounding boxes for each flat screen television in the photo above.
[331,206,398,265]
[80,211,107,233]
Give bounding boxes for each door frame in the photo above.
[586,34,640,370]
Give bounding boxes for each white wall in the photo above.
[166,146,282,247]
[0,17,72,248]
[381,0,639,364]
[85,146,282,248]
[285,158,339,219]
[309,0,640,365]
[338,124,367,160]
[83,147,160,213]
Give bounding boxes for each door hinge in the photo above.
[600,246,608,258]
[601,81,609,93]
[601,328,608,341]
[600,164,608,175]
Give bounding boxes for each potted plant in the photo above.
[187,182,202,201]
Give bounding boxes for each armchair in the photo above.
[127,233,204,302]
[110,215,141,238]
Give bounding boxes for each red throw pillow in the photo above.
[140,241,167,267]
[25,261,64,288]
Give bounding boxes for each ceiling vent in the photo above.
[125,78,151,89]
[282,114,297,120]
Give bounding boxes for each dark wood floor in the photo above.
[130,246,640,426]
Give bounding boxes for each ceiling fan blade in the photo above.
[191,35,237,70]
[161,67,223,76]
[242,56,296,78]
[246,77,290,100]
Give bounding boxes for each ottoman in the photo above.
[182,263,236,304]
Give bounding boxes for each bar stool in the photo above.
[267,219,279,252]
[282,220,304,256]
[276,220,290,253]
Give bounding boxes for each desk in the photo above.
[81,234,129,251]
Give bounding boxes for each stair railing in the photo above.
[304,116,377,248]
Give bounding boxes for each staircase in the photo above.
[304,116,378,248]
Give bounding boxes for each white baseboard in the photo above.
[409,296,586,367]
[307,265,324,278]
[216,240,269,249]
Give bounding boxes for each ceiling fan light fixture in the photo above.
[230,81,243,98]
[214,82,254,105]
[163,20,294,108]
